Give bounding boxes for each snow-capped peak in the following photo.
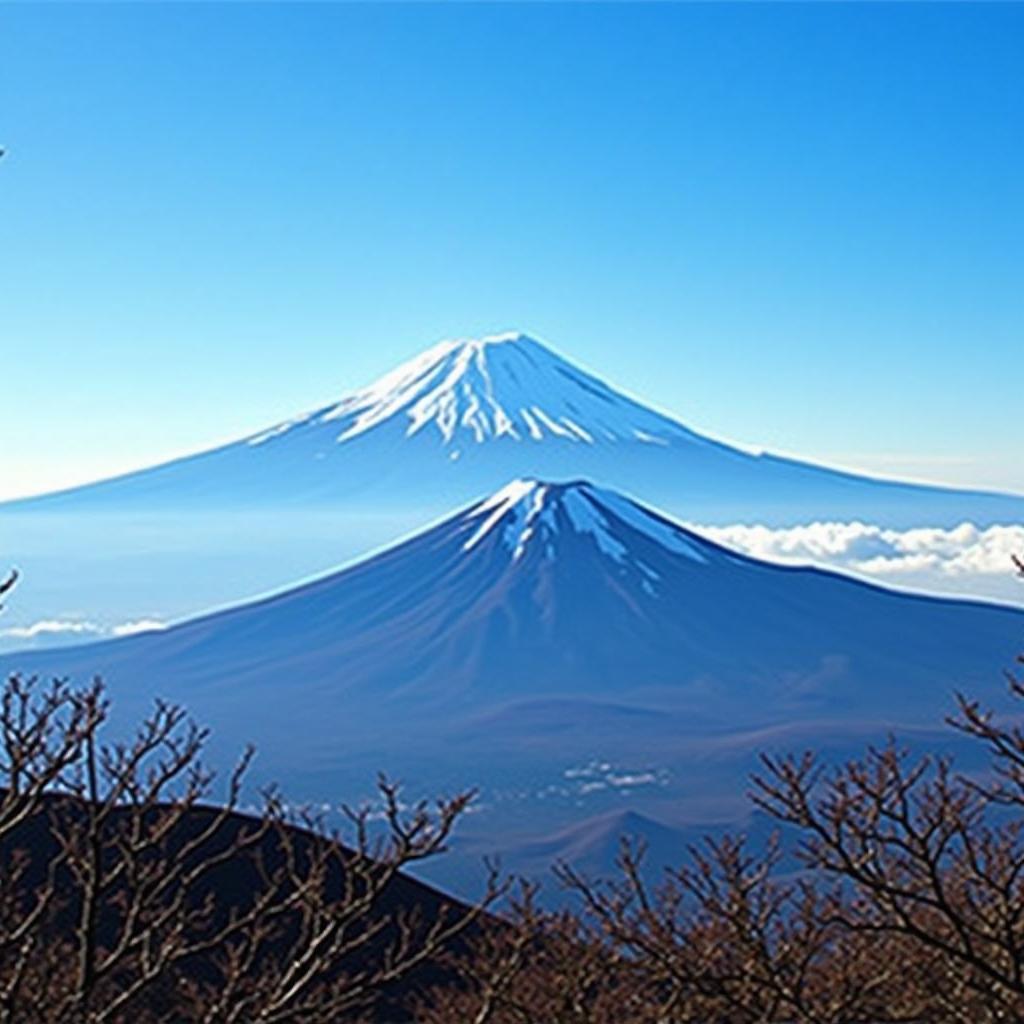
[462,479,709,576]
[249,333,708,450]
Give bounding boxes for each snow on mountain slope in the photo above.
[461,478,708,571]
[247,332,709,450]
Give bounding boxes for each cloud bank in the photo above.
[0,620,103,640]
[693,521,1024,579]
[0,618,167,641]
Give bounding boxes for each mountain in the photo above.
[2,480,1021,825]
[4,332,1022,650]
[423,809,693,902]
[470,809,690,883]
[12,332,1024,526]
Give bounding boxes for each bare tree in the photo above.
[422,831,934,1023]
[749,557,1024,1019]
[0,673,500,1023]
[0,575,504,1021]
[422,560,1024,1022]
[560,832,931,1024]
[0,571,16,611]
[185,779,502,1024]
[751,741,1024,1020]
[6,559,1024,1021]
[417,879,648,1024]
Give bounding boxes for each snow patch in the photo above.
[589,486,709,563]
[460,478,711,583]
[247,414,316,446]
[633,429,668,446]
[561,490,629,562]
[463,479,545,553]
[255,333,709,450]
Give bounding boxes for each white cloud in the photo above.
[0,619,102,640]
[110,619,167,637]
[693,521,1024,579]
[606,772,659,788]
[1,618,167,642]
[561,761,670,797]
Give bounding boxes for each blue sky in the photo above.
[1,3,1022,500]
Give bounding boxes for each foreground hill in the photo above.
[1,793,475,1022]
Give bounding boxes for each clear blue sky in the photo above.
[2,3,1022,500]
